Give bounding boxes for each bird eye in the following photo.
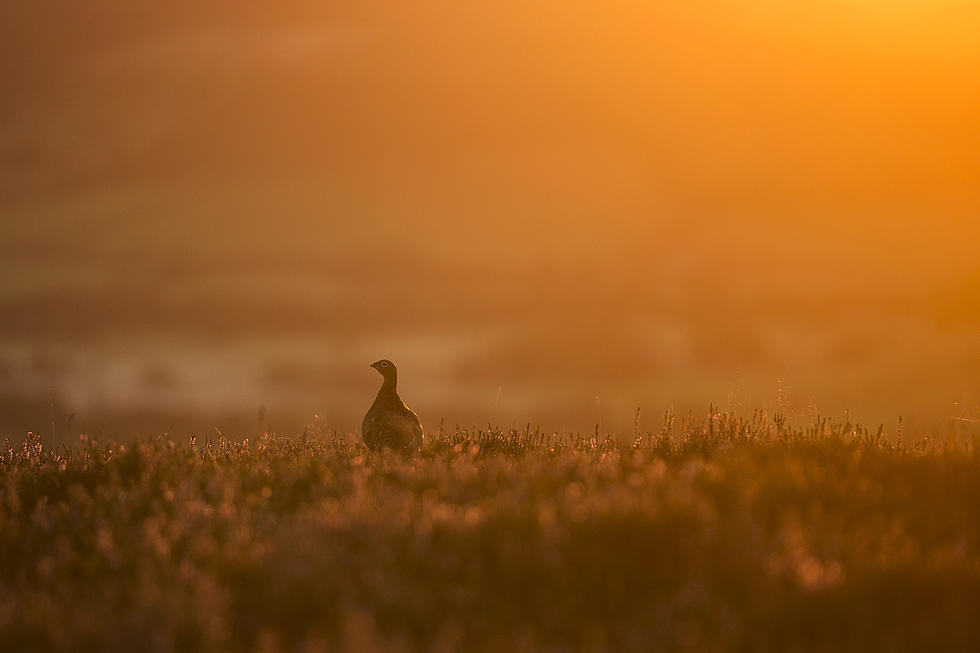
[380,361,389,367]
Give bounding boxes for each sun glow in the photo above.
[0,0,976,435]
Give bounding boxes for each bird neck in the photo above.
[377,372,398,399]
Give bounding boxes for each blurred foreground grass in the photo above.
[1,411,979,652]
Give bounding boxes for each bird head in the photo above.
[370,359,397,379]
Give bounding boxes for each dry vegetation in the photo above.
[1,412,979,652]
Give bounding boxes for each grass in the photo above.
[1,411,978,652]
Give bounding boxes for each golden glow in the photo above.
[0,1,977,436]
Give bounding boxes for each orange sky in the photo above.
[0,2,977,437]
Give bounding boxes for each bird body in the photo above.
[362,359,423,453]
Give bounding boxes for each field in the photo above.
[1,411,978,652]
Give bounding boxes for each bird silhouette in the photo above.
[361,359,424,453]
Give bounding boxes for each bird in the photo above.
[361,359,424,453]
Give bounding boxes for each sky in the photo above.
[1,1,978,439]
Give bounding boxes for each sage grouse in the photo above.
[361,359,423,453]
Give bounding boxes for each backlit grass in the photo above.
[1,411,978,652]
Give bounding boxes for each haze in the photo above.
[1,1,977,438]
